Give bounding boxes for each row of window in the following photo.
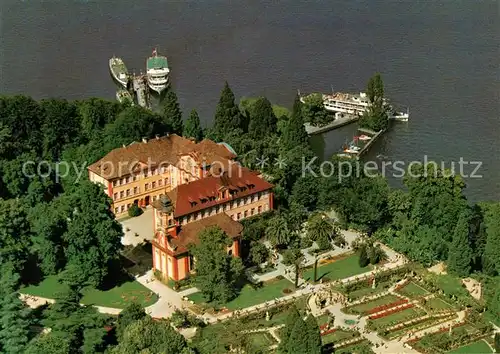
[113,178,170,201]
[114,194,164,214]
[112,167,169,187]
[180,193,268,225]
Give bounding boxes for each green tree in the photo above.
[184,109,203,141]
[290,175,320,211]
[265,215,291,249]
[213,82,242,140]
[104,106,168,149]
[359,73,389,132]
[43,286,109,353]
[282,95,308,150]
[0,264,30,354]
[191,227,244,304]
[28,199,70,275]
[62,181,123,287]
[0,95,43,158]
[306,214,338,242]
[40,99,80,160]
[304,315,322,354]
[249,241,269,265]
[162,89,183,135]
[0,199,31,273]
[447,211,473,277]
[283,315,320,354]
[483,202,500,276]
[279,305,301,351]
[116,303,146,339]
[302,93,330,126]
[247,97,277,138]
[78,98,121,141]
[112,316,187,354]
[25,332,72,354]
[358,246,370,268]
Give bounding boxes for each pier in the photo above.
[304,114,359,135]
[357,128,384,157]
[132,75,150,109]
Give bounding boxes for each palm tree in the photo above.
[266,215,291,249]
[306,214,338,242]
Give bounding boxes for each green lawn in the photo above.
[424,297,455,312]
[247,332,276,349]
[188,278,294,310]
[398,281,429,298]
[346,280,392,300]
[22,274,157,309]
[303,254,370,282]
[447,339,493,353]
[368,308,423,328]
[344,294,400,315]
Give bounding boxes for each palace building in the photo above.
[87,134,237,216]
[88,134,274,281]
[151,165,274,281]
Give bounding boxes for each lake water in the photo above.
[1,1,498,201]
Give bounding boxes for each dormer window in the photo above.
[190,201,197,207]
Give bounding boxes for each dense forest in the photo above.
[0,76,498,352]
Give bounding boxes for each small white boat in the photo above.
[116,89,133,105]
[389,108,409,121]
[344,148,360,154]
[358,134,372,141]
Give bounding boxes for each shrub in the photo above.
[128,204,143,217]
[316,235,331,251]
[359,246,370,267]
[300,237,313,249]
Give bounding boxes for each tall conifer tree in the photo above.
[447,211,473,276]
[162,89,183,135]
[282,95,308,150]
[184,109,203,142]
[213,82,242,140]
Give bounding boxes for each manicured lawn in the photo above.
[22,274,157,309]
[424,297,455,312]
[347,281,392,300]
[188,278,294,310]
[344,294,400,315]
[369,308,423,328]
[247,332,276,349]
[447,339,493,353]
[303,254,370,282]
[398,281,429,298]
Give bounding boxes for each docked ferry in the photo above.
[146,48,170,94]
[321,91,409,121]
[109,56,129,88]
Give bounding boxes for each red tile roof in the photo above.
[169,213,242,255]
[87,135,236,180]
[160,165,274,218]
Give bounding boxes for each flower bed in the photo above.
[368,303,414,320]
[321,328,337,336]
[367,298,408,314]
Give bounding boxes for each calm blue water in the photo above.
[1,0,498,201]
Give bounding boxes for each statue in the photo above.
[266,311,270,321]
[372,277,376,289]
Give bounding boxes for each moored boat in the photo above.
[116,89,133,105]
[109,56,129,87]
[358,134,372,141]
[146,48,170,94]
